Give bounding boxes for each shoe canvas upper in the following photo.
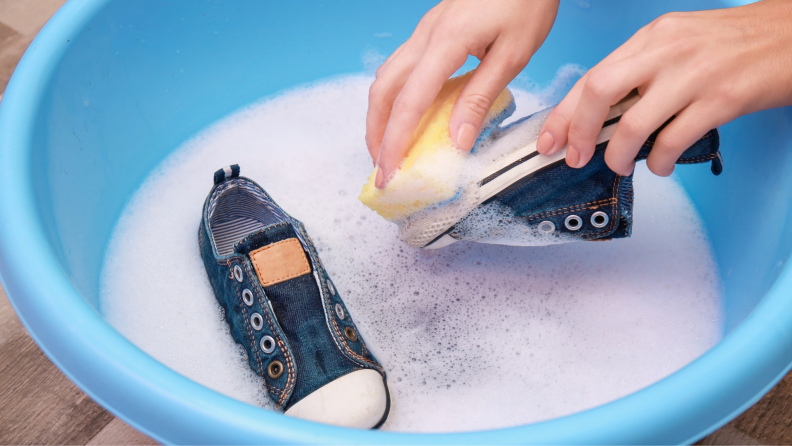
[445,124,721,246]
[199,173,386,416]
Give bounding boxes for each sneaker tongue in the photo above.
[233,222,299,255]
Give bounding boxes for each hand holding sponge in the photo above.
[359,71,515,222]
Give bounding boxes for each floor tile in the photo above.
[0,329,114,444]
[0,284,24,345]
[0,31,30,93]
[697,424,765,446]
[0,19,19,46]
[86,418,158,446]
[733,372,792,445]
[0,0,68,37]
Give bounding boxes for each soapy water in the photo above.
[100,74,723,433]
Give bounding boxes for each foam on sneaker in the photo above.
[359,71,515,221]
[100,74,723,433]
[452,201,577,246]
[394,106,559,248]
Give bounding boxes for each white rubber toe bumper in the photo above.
[284,369,387,429]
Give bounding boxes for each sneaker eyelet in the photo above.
[335,303,345,320]
[268,360,284,379]
[250,313,264,330]
[242,289,254,306]
[343,326,358,342]
[327,280,336,296]
[564,215,583,231]
[260,335,276,353]
[233,265,244,282]
[590,211,609,228]
[537,221,555,234]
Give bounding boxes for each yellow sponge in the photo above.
[359,70,515,221]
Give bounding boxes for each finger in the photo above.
[565,53,658,169]
[536,74,586,155]
[376,42,468,188]
[645,102,722,177]
[376,43,405,79]
[365,44,423,161]
[449,40,529,152]
[538,33,648,155]
[367,4,444,161]
[603,84,692,176]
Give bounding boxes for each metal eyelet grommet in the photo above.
[250,313,264,330]
[564,215,583,231]
[335,303,345,320]
[590,211,610,228]
[260,335,276,354]
[242,289,254,306]
[537,221,555,234]
[343,326,358,342]
[268,360,284,379]
[327,281,336,296]
[233,265,244,282]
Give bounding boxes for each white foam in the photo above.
[100,74,723,433]
[454,202,577,246]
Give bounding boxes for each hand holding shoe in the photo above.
[537,0,792,176]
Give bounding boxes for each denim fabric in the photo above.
[199,171,386,413]
[199,220,299,408]
[452,123,721,243]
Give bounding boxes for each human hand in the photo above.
[537,0,792,176]
[367,0,560,188]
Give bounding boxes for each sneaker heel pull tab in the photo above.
[213,164,241,184]
[711,152,723,176]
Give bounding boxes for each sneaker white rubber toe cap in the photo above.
[284,369,388,429]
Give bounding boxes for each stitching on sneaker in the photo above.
[675,154,716,164]
[580,175,622,240]
[522,198,616,221]
[232,266,265,379]
[297,226,383,372]
[244,261,296,408]
[232,222,289,253]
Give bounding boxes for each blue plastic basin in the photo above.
[1,0,791,443]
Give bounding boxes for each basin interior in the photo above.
[19,0,792,438]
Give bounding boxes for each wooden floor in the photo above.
[0,1,790,444]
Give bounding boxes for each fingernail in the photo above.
[575,151,588,169]
[567,145,580,168]
[454,122,478,152]
[537,131,555,154]
[375,167,385,189]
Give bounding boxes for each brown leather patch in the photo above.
[250,238,310,287]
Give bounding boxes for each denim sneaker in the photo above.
[199,165,390,428]
[402,91,723,249]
